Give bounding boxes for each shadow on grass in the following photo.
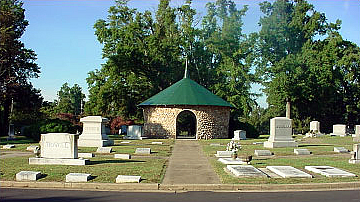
[89,159,145,165]
[299,144,333,147]
[0,136,37,145]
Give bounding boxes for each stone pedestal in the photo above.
[354,125,360,142]
[78,116,113,147]
[264,117,297,148]
[349,143,360,164]
[331,124,346,136]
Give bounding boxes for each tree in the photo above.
[54,83,85,116]
[0,0,40,136]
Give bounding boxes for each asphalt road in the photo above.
[1,188,359,202]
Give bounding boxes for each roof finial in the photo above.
[184,58,189,79]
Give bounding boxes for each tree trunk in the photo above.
[0,98,10,136]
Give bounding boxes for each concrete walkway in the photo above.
[162,140,220,184]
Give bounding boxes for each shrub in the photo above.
[229,118,259,139]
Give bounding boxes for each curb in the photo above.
[2,181,360,192]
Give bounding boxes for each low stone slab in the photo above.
[120,141,131,144]
[151,142,163,145]
[66,173,91,182]
[135,148,151,154]
[78,153,94,158]
[2,145,15,149]
[114,154,131,159]
[210,143,221,146]
[16,171,42,181]
[253,142,263,145]
[26,145,39,152]
[305,166,356,177]
[254,150,272,156]
[116,175,141,183]
[214,151,233,158]
[29,158,89,165]
[294,149,311,155]
[266,166,312,178]
[218,158,247,165]
[227,165,267,177]
[334,147,349,153]
[96,147,112,153]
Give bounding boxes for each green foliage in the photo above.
[0,0,40,136]
[229,114,259,139]
[54,83,85,116]
[23,119,78,141]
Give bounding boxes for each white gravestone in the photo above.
[233,130,246,140]
[78,153,94,158]
[210,143,221,146]
[215,151,234,158]
[66,173,92,182]
[310,121,320,132]
[334,147,349,153]
[135,148,151,154]
[116,175,141,183]
[354,125,360,142]
[114,154,131,159]
[264,117,297,148]
[254,150,273,156]
[152,142,163,145]
[218,158,247,165]
[349,144,360,164]
[294,149,311,155]
[126,125,143,140]
[331,124,346,136]
[96,147,112,153]
[16,171,42,181]
[266,166,312,178]
[26,145,39,152]
[78,116,114,147]
[227,165,267,177]
[305,166,356,177]
[2,144,15,149]
[29,133,88,165]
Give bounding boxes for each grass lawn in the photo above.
[200,135,360,184]
[0,136,174,183]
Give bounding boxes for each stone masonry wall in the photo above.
[142,105,230,139]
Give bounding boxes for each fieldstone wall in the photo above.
[142,105,230,139]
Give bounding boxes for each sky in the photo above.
[21,0,360,108]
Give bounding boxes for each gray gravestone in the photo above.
[126,125,143,140]
[16,171,42,181]
[334,147,349,153]
[78,116,114,147]
[294,149,311,155]
[215,151,233,158]
[116,175,141,183]
[264,117,297,148]
[78,153,94,158]
[233,130,246,140]
[135,148,151,154]
[305,166,356,177]
[151,142,163,145]
[210,143,221,146]
[266,166,312,178]
[2,145,15,149]
[254,150,273,156]
[96,147,112,153]
[114,154,131,159]
[227,165,267,177]
[66,173,92,182]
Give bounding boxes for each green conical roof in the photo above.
[138,77,233,107]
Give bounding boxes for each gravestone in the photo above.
[16,171,42,181]
[305,166,356,177]
[310,121,320,132]
[227,165,267,177]
[120,141,131,144]
[264,117,297,148]
[96,147,112,153]
[151,142,163,145]
[8,124,15,140]
[254,150,273,156]
[29,133,88,165]
[26,145,39,152]
[215,151,233,158]
[114,154,131,159]
[354,125,360,142]
[2,145,15,149]
[233,130,246,140]
[125,125,143,140]
[349,143,360,164]
[78,153,94,158]
[294,149,311,155]
[334,147,349,153]
[78,116,114,147]
[331,124,346,136]
[210,143,221,147]
[266,166,312,178]
[218,158,247,165]
[66,173,92,182]
[116,175,141,183]
[135,148,151,154]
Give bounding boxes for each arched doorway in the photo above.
[176,110,197,139]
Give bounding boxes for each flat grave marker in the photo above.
[266,166,312,178]
[215,151,233,158]
[96,147,112,153]
[135,148,151,154]
[16,171,42,181]
[78,153,94,158]
[66,173,92,182]
[151,142,163,145]
[114,154,131,159]
[334,147,349,153]
[26,145,39,152]
[210,143,221,147]
[116,175,141,183]
[227,165,267,177]
[254,150,273,156]
[2,145,15,149]
[294,149,311,155]
[218,158,247,165]
[305,166,356,177]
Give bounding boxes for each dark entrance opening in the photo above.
[176,110,196,139]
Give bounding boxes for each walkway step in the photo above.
[162,140,220,184]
